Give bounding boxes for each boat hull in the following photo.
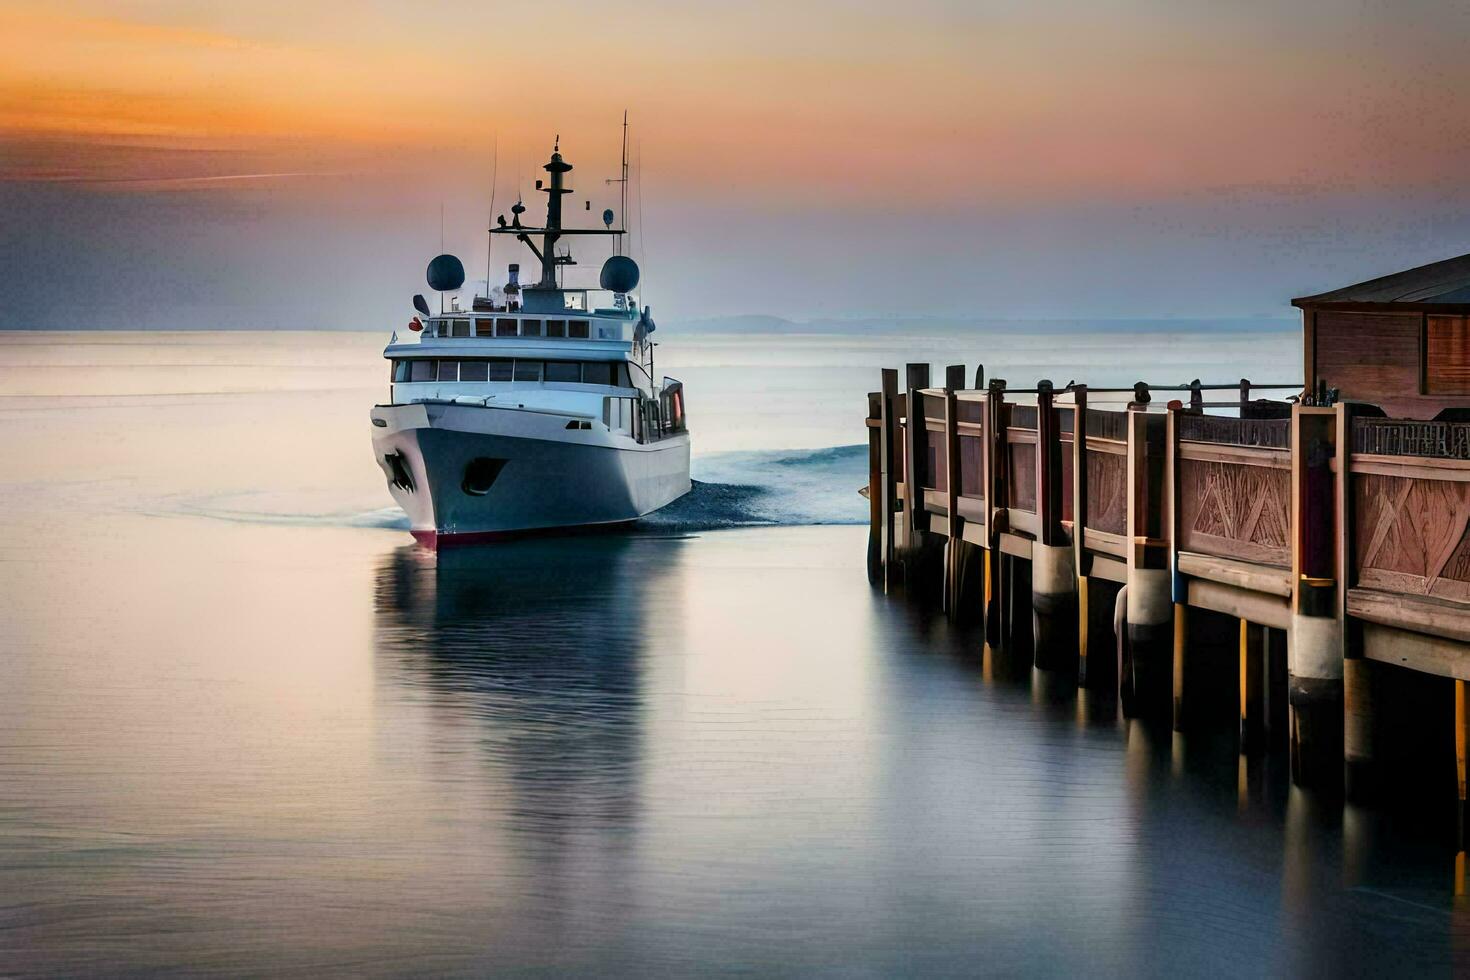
[370,401,690,546]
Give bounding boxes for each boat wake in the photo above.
[645,444,868,530]
[165,445,869,534]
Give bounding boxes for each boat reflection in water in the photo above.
[373,535,682,822]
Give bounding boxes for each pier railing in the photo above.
[867,362,1470,671]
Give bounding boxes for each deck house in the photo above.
[1295,252,1470,418]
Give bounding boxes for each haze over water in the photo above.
[4,326,1469,975]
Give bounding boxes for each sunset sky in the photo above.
[3,0,1470,327]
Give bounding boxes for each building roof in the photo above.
[1292,251,1470,307]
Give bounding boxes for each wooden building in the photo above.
[1296,252,1470,418]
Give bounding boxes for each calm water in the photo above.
[4,328,1469,975]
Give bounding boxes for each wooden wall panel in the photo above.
[958,435,983,499]
[1060,446,1074,524]
[1313,311,1422,408]
[1353,472,1470,602]
[1009,443,1036,512]
[1178,458,1290,565]
[925,437,946,492]
[1085,449,1126,535]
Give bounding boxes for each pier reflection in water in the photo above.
[361,528,1470,974]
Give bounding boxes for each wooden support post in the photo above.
[905,362,931,542]
[878,369,899,593]
[1124,403,1172,718]
[904,363,936,594]
[1072,386,1094,685]
[1239,377,1251,414]
[1458,678,1469,893]
[1033,379,1077,671]
[1265,625,1289,746]
[1168,402,1185,729]
[1173,603,1188,731]
[1240,619,1266,755]
[867,391,883,586]
[943,366,964,617]
[1288,402,1345,787]
[985,379,1008,647]
[1343,656,1380,800]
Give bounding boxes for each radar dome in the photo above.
[427,254,465,292]
[599,255,640,293]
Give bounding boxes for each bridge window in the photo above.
[452,319,471,337]
[544,361,581,383]
[582,362,615,386]
[475,318,493,337]
[495,318,518,337]
[486,360,513,381]
[513,360,542,382]
[520,319,543,337]
[569,319,590,339]
[460,360,488,382]
[392,360,409,382]
[437,360,459,382]
[409,359,436,382]
[545,319,566,338]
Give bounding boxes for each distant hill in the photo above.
[671,314,1298,335]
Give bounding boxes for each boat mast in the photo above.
[537,136,572,289]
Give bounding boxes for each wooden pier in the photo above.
[865,252,1470,865]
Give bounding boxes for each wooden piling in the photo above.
[1344,656,1380,800]
[904,363,945,594]
[1458,678,1468,866]
[985,379,1008,647]
[1125,401,1172,717]
[1288,403,1345,786]
[942,365,965,617]
[1172,603,1187,731]
[1071,385,1093,684]
[1240,619,1266,754]
[878,368,899,593]
[1032,379,1077,671]
[866,390,883,586]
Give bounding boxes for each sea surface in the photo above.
[3,326,1468,975]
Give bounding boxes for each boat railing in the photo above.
[602,379,687,445]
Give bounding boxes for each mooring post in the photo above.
[878,368,899,593]
[1239,377,1251,414]
[1125,397,1172,718]
[1032,379,1077,671]
[1072,385,1092,684]
[1240,619,1266,754]
[867,390,883,586]
[1288,401,1345,786]
[904,362,933,592]
[943,365,965,617]
[985,378,1008,648]
[1167,401,1187,730]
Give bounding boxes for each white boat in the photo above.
[370,135,690,547]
